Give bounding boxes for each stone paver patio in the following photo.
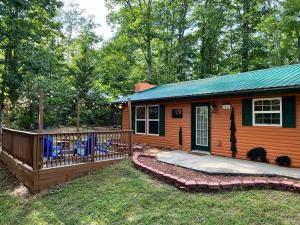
[157,151,300,179]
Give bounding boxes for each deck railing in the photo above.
[2,128,133,169]
[2,128,35,167]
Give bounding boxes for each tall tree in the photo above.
[68,18,101,128]
[193,0,229,77]
[0,0,62,125]
[107,0,157,77]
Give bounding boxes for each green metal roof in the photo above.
[115,64,300,103]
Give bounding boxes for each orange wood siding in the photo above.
[122,93,300,167]
[122,102,191,150]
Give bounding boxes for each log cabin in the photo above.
[114,64,300,167]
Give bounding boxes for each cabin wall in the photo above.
[122,101,192,150]
[122,93,300,167]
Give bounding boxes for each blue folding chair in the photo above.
[85,134,97,156]
[95,138,112,153]
[43,136,61,160]
[74,140,85,156]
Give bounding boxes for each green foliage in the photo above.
[1,0,300,130]
[104,0,300,84]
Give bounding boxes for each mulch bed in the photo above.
[133,153,300,192]
[138,156,297,183]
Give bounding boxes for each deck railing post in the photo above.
[91,132,95,162]
[128,131,133,156]
[11,130,14,157]
[33,135,38,170]
[37,134,43,169]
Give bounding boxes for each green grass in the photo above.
[1,160,300,225]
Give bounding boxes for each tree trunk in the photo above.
[38,92,44,133]
[146,38,152,76]
[241,0,250,72]
[77,102,80,132]
[177,0,188,81]
[145,0,153,77]
[200,26,207,77]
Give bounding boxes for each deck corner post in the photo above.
[11,130,15,156]
[33,135,38,170]
[91,132,95,162]
[37,134,43,169]
[128,131,133,156]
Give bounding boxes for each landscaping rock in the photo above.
[185,180,197,188]
[242,179,255,187]
[280,181,294,189]
[196,180,209,189]
[293,183,300,192]
[208,182,220,190]
[133,153,300,193]
[254,179,267,187]
[220,181,233,189]
[230,179,242,188]
[176,178,188,186]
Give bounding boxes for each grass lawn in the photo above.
[1,160,300,225]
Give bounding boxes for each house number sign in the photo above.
[222,104,231,110]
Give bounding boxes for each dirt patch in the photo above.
[138,155,300,184]
[0,161,32,198]
[10,184,31,198]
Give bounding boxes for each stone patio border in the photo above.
[132,153,300,193]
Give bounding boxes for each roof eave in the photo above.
[113,85,300,104]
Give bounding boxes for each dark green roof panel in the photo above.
[116,64,300,102]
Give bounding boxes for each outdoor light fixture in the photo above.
[210,103,216,112]
[118,104,123,109]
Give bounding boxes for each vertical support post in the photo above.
[128,131,133,156]
[128,98,132,130]
[38,92,44,133]
[33,135,38,170]
[38,134,43,169]
[91,132,95,162]
[11,131,15,157]
[77,102,80,132]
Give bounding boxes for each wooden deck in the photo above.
[0,128,133,193]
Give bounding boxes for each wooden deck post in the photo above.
[91,132,95,162]
[33,135,38,170]
[38,92,44,133]
[128,131,133,156]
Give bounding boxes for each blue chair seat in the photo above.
[43,136,61,160]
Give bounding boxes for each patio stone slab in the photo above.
[157,151,300,179]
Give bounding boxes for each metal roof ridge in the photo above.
[153,64,300,89]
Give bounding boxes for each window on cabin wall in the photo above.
[148,105,159,135]
[253,98,282,126]
[136,106,146,134]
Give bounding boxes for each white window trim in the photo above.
[135,106,146,135]
[196,106,209,146]
[252,97,282,127]
[147,105,160,136]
